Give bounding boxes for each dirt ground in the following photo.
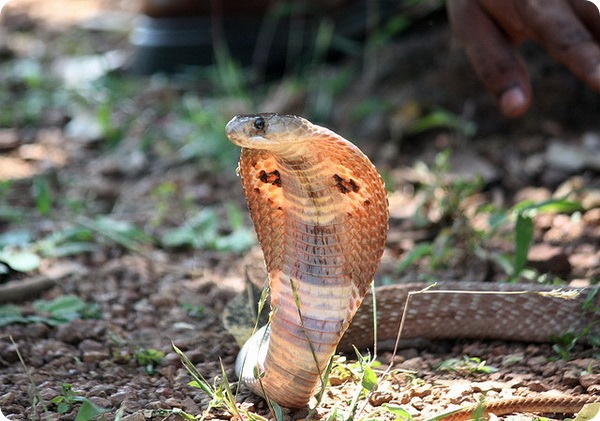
[0,1,599,420]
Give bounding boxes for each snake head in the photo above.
[226,113,323,150]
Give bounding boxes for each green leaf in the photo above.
[574,403,600,421]
[361,363,378,391]
[225,201,245,229]
[161,207,255,253]
[40,242,98,258]
[80,216,153,250]
[161,208,219,249]
[31,295,100,323]
[513,213,534,278]
[74,398,109,421]
[32,175,52,216]
[325,407,343,421]
[0,316,34,327]
[396,242,433,273]
[134,348,164,366]
[0,248,41,272]
[57,402,71,414]
[0,305,22,317]
[407,108,476,136]
[382,403,413,420]
[0,230,32,248]
[513,198,584,215]
[33,295,85,315]
[172,343,215,397]
[213,228,255,253]
[36,226,96,257]
[161,227,195,248]
[0,305,29,327]
[270,401,285,421]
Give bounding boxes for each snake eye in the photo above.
[253,117,265,131]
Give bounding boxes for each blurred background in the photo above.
[0,0,598,419]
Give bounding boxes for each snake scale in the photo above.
[225,113,599,418]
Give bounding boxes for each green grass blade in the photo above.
[513,213,533,279]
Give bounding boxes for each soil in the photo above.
[0,1,599,421]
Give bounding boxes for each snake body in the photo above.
[225,113,599,415]
[226,113,388,407]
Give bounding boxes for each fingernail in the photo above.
[500,87,527,117]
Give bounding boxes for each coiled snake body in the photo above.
[225,113,599,417]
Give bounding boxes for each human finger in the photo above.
[447,0,532,117]
[570,0,600,43]
[524,0,600,91]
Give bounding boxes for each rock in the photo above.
[470,381,504,392]
[583,208,600,225]
[82,350,109,363]
[0,392,15,406]
[587,384,600,394]
[146,400,162,409]
[0,343,19,364]
[78,339,105,353]
[0,129,19,151]
[64,112,104,144]
[164,397,183,408]
[527,356,548,369]
[412,384,432,398]
[369,390,394,406]
[522,153,545,177]
[569,251,600,278]
[180,396,200,413]
[88,396,111,410]
[569,279,593,288]
[88,384,112,398]
[541,363,558,377]
[38,386,60,401]
[401,356,427,371]
[562,369,581,386]
[56,319,105,345]
[580,374,600,389]
[546,140,585,171]
[410,396,425,410]
[161,352,183,367]
[570,358,599,370]
[501,353,524,367]
[527,381,549,392]
[545,137,600,172]
[110,390,131,407]
[582,190,600,209]
[121,412,147,421]
[514,187,551,204]
[183,350,205,365]
[447,148,500,184]
[527,243,571,276]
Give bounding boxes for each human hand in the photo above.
[447,0,600,117]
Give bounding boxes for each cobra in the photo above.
[225,113,599,417]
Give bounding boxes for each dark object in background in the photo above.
[130,0,401,75]
[131,0,270,74]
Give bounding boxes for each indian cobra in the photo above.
[225,113,599,418]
